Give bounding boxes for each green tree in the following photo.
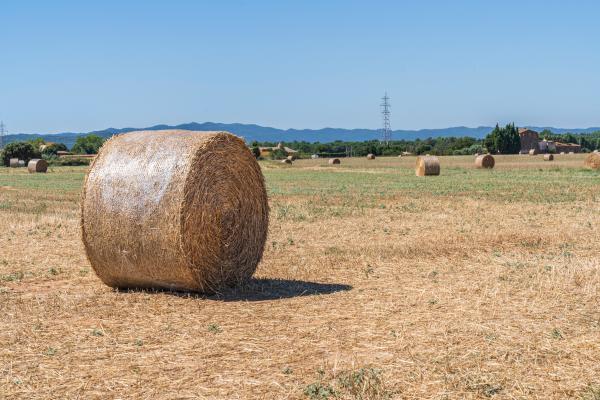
[71,134,105,154]
[41,143,68,158]
[1,141,40,166]
[251,146,261,159]
[484,123,520,154]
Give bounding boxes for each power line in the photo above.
[380,93,391,145]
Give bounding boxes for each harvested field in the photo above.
[1,154,600,399]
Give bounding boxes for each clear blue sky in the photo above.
[2,0,599,134]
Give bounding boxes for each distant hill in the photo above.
[3,122,600,149]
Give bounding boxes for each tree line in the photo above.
[0,134,105,166]
[252,124,600,159]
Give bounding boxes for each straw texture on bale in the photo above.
[415,155,440,176]
[81,130,269,293]
[474,154,495,169]
[529,149,538,155]
[9,158,19,168]
[366,154,375,160]
[584,152,600,170]
[27,159,48,173]
[328,158,340,165]
[543,154,554,161]
[281,158,292,164]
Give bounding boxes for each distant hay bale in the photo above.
[311,154,319,159]
[543,154,554,161]
[281,158,292,164]
[18,160,25,167]
[286,155,296,161]
[474,154,495,169]
[328,158,340,165]
[569,151,575,155]
[529,149,538,155]
[366,154,375,160]
[81,130,269,293]
[415,155,440,176]
[584,152,600,170]
[27,159,48,173]
[560,152,565,155]
[397,154,402,158]
[9,158,19,168]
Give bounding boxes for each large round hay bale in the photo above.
[415,155,440,176]
[366,154,375,160]
[328,158,341,165]
[529,149,538,155]
[81,130,269,293]
[27,159,48,173]
[584,152,600,170]
[475,154,495,169]
[281,158,292,164]
[9,158,19,168]
[543,154,554,161]
[18,160,25,167]
[286,155,296,161]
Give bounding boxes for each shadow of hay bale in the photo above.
[117,278,352,301]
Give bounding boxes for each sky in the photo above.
[1,0,600,134]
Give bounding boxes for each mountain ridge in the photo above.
[3,122,599,149]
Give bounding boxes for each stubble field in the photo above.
[1,154,599,399]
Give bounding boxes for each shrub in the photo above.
[270,148,288,160]
[1,141,40,166]
[71,134,105,154]
[48,157,91,166]
[251,146,261,159]
[41,143,68,157]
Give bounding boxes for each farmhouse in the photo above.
[259,142,298,158]
[518,128,539,154]
[519,128,581,154]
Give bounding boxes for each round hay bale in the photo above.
[474,154,495,169]
[415,155,440,176]
[569,151,575,155]
[584,152,600,170]
[18,160,25,167]
[397,154,402,158]
[286,155,296,161]
[281,158,292,164]
[311,154,319,159]
[543,154,554,161]
[81,130,269,293]
[9,158,19,168]
[328,158,340,165]
[366,154,375,160]
[560,152,565,155]
[529,149,538,155]
[27,159,48,173]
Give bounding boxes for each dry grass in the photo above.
[1,155,600,399]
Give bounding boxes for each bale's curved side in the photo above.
[328,158,340,165]
[81,130,269,293]
[415,156,440,176]
[17,160,25,167]
[9,158,18,168]
[27,159,48,173]
[584,152,600,170]
[543,154,554,161]
[281,158,292,164]
[475,154,495,169]
[529,149,538,155]
[366,154,375,160]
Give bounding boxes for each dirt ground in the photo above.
[1,154,599,399]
